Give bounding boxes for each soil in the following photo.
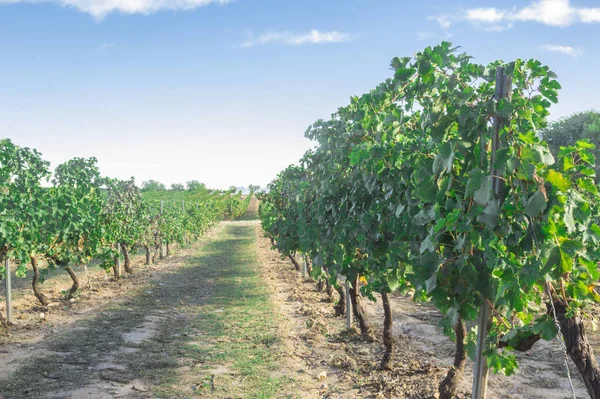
[0,225,224,399]
[0,201,598,399]
[255,226,596,399]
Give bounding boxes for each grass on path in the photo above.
[141,221,294,398]
[0,219,295,399]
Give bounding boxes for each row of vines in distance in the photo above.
[258,42,600,398]
[0,139,253,322]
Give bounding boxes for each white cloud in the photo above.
[542,44,583,57]
[241,30,352,48]
[466,8,507,23]
[513,0,575,26]
[0,0,233,19]
[431,0,600,30]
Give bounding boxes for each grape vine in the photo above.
[259,42,600,397]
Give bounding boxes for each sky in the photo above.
[1,0,599,189]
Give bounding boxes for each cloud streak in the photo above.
[431,0,600,30]
[0,0,233,19]
[241,30,352,48]
[542,44,583,57]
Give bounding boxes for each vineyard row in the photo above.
[0,139,252,323]
[258,42,600,398]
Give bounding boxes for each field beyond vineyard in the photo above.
[0,204,594,398]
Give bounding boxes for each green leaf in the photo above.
[577,178,598,195]
[533,315,558,341]
[425,273,437,294]
[420,228,436,254]
[477,200,500,229]
[525,190,547,218]
[387,274,400,291]
[433,142,454,175]
[546,170,570,191]
[465,168,485,199]
[313,253,324,267]
[473,176,492,207]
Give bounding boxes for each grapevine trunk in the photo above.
[349,274,374,341]
[334,283,345,316]
[380,290,394,370]
[325,277,333,299]
[288,254,301,271]
[554,300,600,399]
[113,255,121,280]
[144,245,151,265]
[120,242,133,274]
[439,318,467,399]
[30,256,48,306]
[64,266,80,299]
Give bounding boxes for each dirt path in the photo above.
[0,217,304,399]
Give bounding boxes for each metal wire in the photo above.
[528,213,577,399]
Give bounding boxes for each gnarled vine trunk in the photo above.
[325,277,333,299]
[64,266,80,299]
[349,274,374,341]
[288,254,301,271]
[144,245,151,265]
[380,291,394,369]
[317,280,324,292]
[113,254,121,279]
[166,240,170,257]
[334,284,346,316]
[120,242,133,274]
[153,243,161,263]
[439,318,467,399]
[30,256,49,306]
[554,300,600,399]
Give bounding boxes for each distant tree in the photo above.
[228,185,238,192]
[141,180,166,192]
[540,110,600,177]
[186,180,206,191]
[170,183,185,191]
[248,184,260,193]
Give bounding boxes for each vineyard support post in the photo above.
[472,66,512,399]
[5,257,12,324]
[160,200,165,259]
[345,279,353,330]
[302,256,308,278]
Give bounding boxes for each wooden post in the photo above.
[302,256,308,278]
[5,257,12,324]
[345,280,353,330]
[472,66,512,399]
[160,200,165,259]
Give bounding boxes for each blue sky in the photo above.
[1,0,599,189]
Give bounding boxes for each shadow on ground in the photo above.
[0,223,283,399]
